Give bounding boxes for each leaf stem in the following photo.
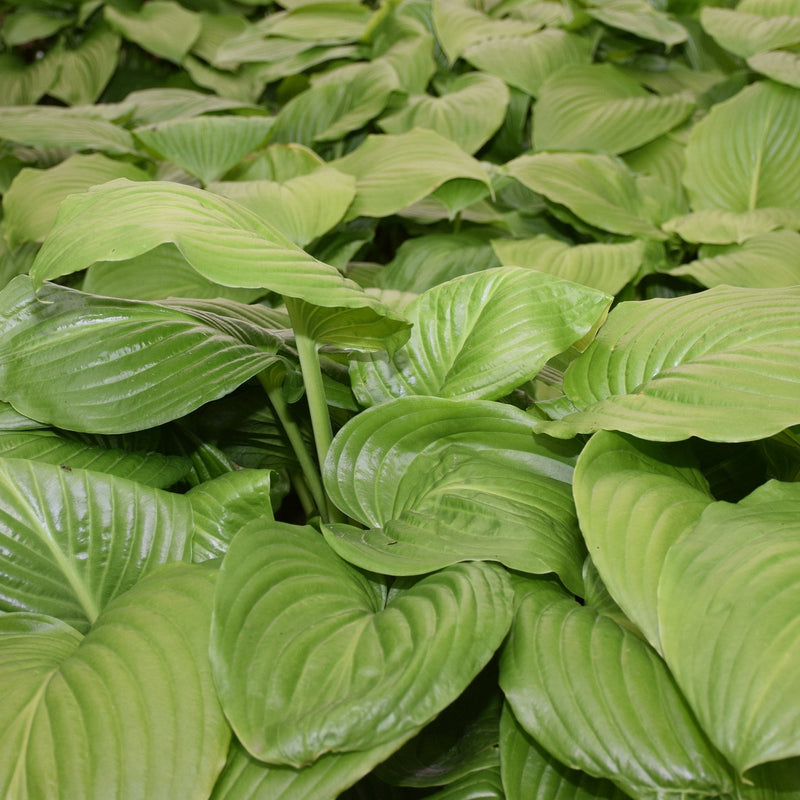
[259,374,328,518]
[286,305,344,523]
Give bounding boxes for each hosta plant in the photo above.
[1,0,800,797]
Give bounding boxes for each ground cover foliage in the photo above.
[0,0,799,795]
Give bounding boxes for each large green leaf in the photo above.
[28,180,406,333]
[683,81,800,212]
[350,267,610,404]
[662,207,800,244]
[491,236,653,295]
[379,72,509,154]
[133,116,275,185]
[504,153,665,239]
[2,153,150,248]
[748,49,800,88]
[271,60,399,146]
[104,0,202,63]
[47,23,120,106]
[658,481,800,774]
[533,64,694,154]
[210,521,514,766]
[322,396,585,591]
[0,564,230,800]
[0,277,284,433]
[209,166,356,246]
[572,431,713,649]
[0,105,137,154]
[0,428,190,488]
[0,456,191,631]
[432,0,540,63]
[586,0,687,45]
[499,580,735,799]
[378,232,500,293]
[539,286,800,442]
[500,704,630,800]
[463,30,592,98]
[0,52,59,105]
[186,469,273,562]
[700,6,800,59]
[670,230,800,287]
[331,128,491,220]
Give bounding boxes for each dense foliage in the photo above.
[1,0,800,796]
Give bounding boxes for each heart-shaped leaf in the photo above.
[533,64,694,154]
[0,563,230,800]
[133,115,275,185]
[658,481,800,773]
[378,72,509,154]
[322,397,584,591]
[210,521,514,766]
[540,286,800,442]
[683,80,800,213]
[572,431,713,649]
[0,277,283,433]
[331,128,491,220]
[0,456,191,631]
[350,267,610,406]
[499,580,735,798]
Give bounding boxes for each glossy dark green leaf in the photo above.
[0,564,230,800]
[211,521,514,766]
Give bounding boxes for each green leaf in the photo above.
[379,72,509,154]
[662,207,800,244]
[671,230,800,287]
[533,64,695,154]
[82,244,265,302]
[500,704,630,800]
[210,737,412,800]
[0,277,284,433]
[0,428,190,488]
[491,236,652,295]
[0,105,137,154]
[331,128,491,220]
[432,0,540,63]
[1,7,74,45]
[267,2,372,40]
[111,87,254,125]
[658,481,800,773]
[2,153,150,248]
[0,53,59,105]
[350,267,610,404]
[499,580,735,799]
[586,0,688,46]
[210,521,514,766]
[0,456,191,630]
[271,60,400,146]
[133,116,275,185]
[47,23,120,105]
[539,286,800,442]
[322,396,585,592]
[683,81,800,212]
[0,563,230,800]
[700,6,800,59]
[378,232,500,293]
[104,0,202,63]
[209,166,356,246]
[504,152,665,239]
[186,469,274,561]
[28,180,406,333]
[462,30,592,98]
[748,50,800,88]
[572,431,713,650]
